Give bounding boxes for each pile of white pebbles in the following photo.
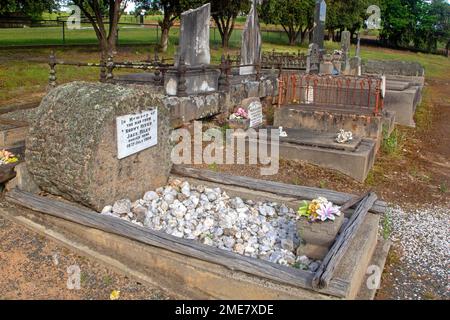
[100,179,322,272]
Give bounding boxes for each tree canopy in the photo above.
[0,0,58,18]
[380,0,450,53]
[260,0,315,45]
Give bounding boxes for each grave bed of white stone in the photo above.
[101,179,322,272]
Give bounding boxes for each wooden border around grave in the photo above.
[6,188,349,298]
[5,168,386,299]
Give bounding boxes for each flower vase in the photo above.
[228,118,250,130]
[296,213,345,260]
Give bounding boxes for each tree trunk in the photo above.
[159,15,172,53]
[160,27,170,52]
[221,28,230,48]
[288,32,296,46]
[301,28,308,44]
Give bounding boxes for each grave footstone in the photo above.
[240,0,262,75]
[26,82,172,211]
[313,0,327,50]
[176,3,211,67]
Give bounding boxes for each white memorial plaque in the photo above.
[248,101,263,128]
[305,86,314,104]
[116,109,158,159]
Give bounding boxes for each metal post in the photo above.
[218,54,228,92]
[100,59,107,82]
[48,51,57,89]
[62,21,65,45]
[156,25,159,43]
[154,68,162,85]
[177,55,187,97]
[106,55,115,83]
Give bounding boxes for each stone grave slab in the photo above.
[261,127,362,152]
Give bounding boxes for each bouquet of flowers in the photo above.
[0,149,19,165]
[229,107,249,121]
[297,197,341,222]
[336,129,353,144]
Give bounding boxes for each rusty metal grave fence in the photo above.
[47,50,174,88]
[47,52,263,97]
[277,73,384,115]
[234,50,307,71]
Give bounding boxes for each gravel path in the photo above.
[379,205,449,300]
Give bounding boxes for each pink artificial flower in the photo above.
[317,202,341,222]
[235,108,248,119]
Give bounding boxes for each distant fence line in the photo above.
[0,18,447,56]
[0,18,291,48]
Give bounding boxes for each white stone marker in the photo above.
[248,101,263,128]
[116,109,158,159]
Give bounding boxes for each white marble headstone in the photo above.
[248,101,263,128]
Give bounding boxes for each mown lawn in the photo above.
[0,32,449,106]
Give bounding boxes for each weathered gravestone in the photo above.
[320,54,334,74]
[241,97,263,128]
[349,56,362,76]
[306,43,320,74]
[26,82,172,211]
[165,3,219,96]
[176,3,211,67]
[240,0,262,75]
[313,0,327,50]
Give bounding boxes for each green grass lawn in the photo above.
[0,21,287,47]
[0,27,449,106]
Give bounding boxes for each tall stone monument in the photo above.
[341,30,351,72]
[176,3,211,67]
[312,0,327,50]
[240,0,262,75]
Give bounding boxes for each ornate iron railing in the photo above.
[277,73,384,115]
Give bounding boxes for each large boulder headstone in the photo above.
[176,3,211,67]
[239,0,262,75]
[26,82,172,211]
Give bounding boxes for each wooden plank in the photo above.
[312,193,378,289]
[171,165,387,214]
[5,188,349,298]
[0,101,39,115]
[0,118,29,147]
[340,190,371,212]
[0,118,29,127]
